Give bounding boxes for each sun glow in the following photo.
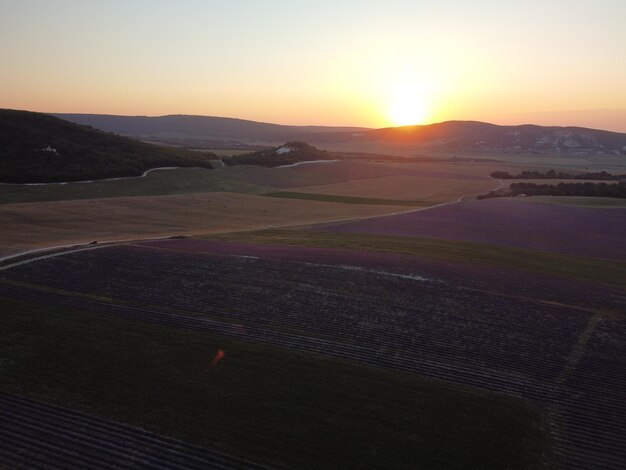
[388,83,430,126]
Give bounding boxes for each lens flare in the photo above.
[209,349,225,369]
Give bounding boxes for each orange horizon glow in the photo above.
[5,97,626,133]
[1,2,624,131]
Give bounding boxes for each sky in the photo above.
[1,0,625,131]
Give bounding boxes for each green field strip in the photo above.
[0,168,267,204]
[0,296,548,470]
[263,191,431,206]
[202,229,626,289]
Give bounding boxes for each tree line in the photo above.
[478,182,626,199]
[491,170,625,181]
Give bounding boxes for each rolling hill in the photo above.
[346,121,626,154]
[55,113,626,156]
[54,113,369,148]
[0,109,216,183]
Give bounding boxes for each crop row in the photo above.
[3,246,587,383]
[2,244,625,468]
[141,239,626,313]
[549,319,626,468]
[2,280,620,403]
[3,283,625,468]
[0,282,565,401]
[0,393,270,470]
[317,198,626,260]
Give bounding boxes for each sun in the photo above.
[388,84,429,126]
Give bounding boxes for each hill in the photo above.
[54,113,626,156]
[0,109,216,183]
[54,113,369,148]
[318,121,626,155]
[222,141,337,167]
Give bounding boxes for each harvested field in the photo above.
[0,161,491,205]
[1,240,624,468]
[220,160,415,189]
[221,160,492,191]
[0,192,409,258]
[287,174,496,203]
[263,191,430,206]
[317,199,626,260]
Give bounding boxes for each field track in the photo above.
[0,166,188,187]
[0,393,270,470]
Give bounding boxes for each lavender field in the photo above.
[318,199,626,260]
[1,240,625,468]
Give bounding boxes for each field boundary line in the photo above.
[0,167,211,187]
[298,176,503,230]
[556,314,602,384]
[456,286,605,316]
[0,236,171,272]
[0,176,502,268]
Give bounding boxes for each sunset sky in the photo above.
[1,0,625,131]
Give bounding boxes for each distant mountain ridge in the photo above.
[0,109,215,183]
[54,113,369,145]
[351,121,626,155]
[54,113,626,155]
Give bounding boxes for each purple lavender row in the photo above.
[317,199,626,260]
[3,246,588,381]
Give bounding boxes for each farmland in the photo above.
[0,245,553,469]
[1,239,624,468]
[1,296,547,470]
[263,191,430,206]
[316,198,626,260]
[202,231,626,290]
[0,191,415,258]
[0,158,514,258]
[1,152,625,469]
[0,159,517,205]
[3,1,626,467]
[287,174,494,203]
[0,167,267,205]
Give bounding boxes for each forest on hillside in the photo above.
[0,109,216,183]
